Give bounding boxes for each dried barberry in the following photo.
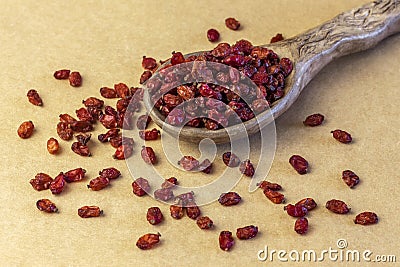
[207,29,220,42]
[82,97,104,108]
[198,159,212,174]
[196,216,213,229]
[236,225,258,240]
[303,113,324,126]
[186,200,201,220]
[98,128,120,142]
[239,159,255,177]
[78,206,103,218]
[270,33,284,43]
[47,137,60,154]
[171,51,185,65]
[59,113,77,124]
[87,177,110,191]
[178,156,199,171]
[139,128,160,140]
[219,192,241,206]
[258,181,282,191]
[222,152,240,167]
[56,122,73,141]
[296,198,317,211]
[161,177,178,189]
[170,204,184,219]
[294,217,308,234]
[136,233,161,250]
[36,199,58,213]
[114,83,130,98]
[289,155,308,175]
[326,199,350,214]
[49,172,66,194]
[342,170,360,188]
[263,189,285,204]
[331,129,352,144]
[69,71,82,87]
[27,89,43,106]
[99,167,121,180]
[113,144,133,160]
[354,212,378,225]
[136,115,151,130]
[225,17,240,30]
[64,168,86,183]
[141,146,157,164]
[100,86,118,98]
[284,204,308,217]
[154,188,174,201]
[54,69,70,80]
[132,177,150,196]
[75,133,91,145]
[30,173,53,191]
[99,114,118,129]
[139,70,152,84]
[142,56,158,71]
[17,121,34,139]
[71,142,91,157]
[70,120,93,132]
[219,231,234,251]
[147,207,164,225]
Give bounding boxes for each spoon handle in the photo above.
[289,0,400,83]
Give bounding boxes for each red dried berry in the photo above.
[70,120,93,132]
[186,201,201,220]
[326,199,350,214]
[154,188,174,201]
[75,133,91,145]
[57,122,73,141]
[114,83,130,98]
[294,217,308,234]
[207,29,220,42]
[225,17,240,30]
[342,170,360,188]
[161,177,178,189]
[196,216,214,229]
[75,108,95,123]
[296,198,317,211]
[113,144,133,160]
[147,207,164,225]
[289,155,308,175]
[17,121,34,139]
[132,177,151,196]
[219,231,234,251]
[71,142,91,157]
[59,113,77,124]
[98,128,120,142]
[263,189,285,204]
[175,191,195,206]
[54,69,70,79]
[178,156,199,171]
[236,225,258,240]
[198,159,212,174]
[139,128,160,140]
[142,56,158,71]
[239,159,255,177]
[270,33,284,43]
[139,70,152,84]
[64,168,86,183]
[284,204,308,217]
[222,152,241,167]
[100,86,118,98]
[36,199,58,213]
[87,177,110,191]
[78,206,103,218]
[170,204,184,219]
[331,129,352,144]
[69,71,82,87]
[218,192,241,206]
[258,181,282,191]
[99,167,121,180]
[27,89,43,106]
[354,212,378,225]
[136,233,161,250]
[141,146,157,164]
[170,51,185,65]
[136,115,151,130]
[82,97,104,108]
[30,173,53,191]
[46,137,60,154]
[49,172,66,194]
[303,113,324,126]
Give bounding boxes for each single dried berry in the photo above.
[99,167,121,180]
[69,71,82,87]
[75,108,94,123]
[207,29,220,42]
[258,181,282,191]
[170,51,185,65]
[54,69,70,79]
[354,212,378,225]
[154,188,174,201]
[296,198,317,211]
[100,86,118,98]
[78,206,103,218]
[186,200,201,220]
[196,216,213,229]
[87,177,110,191]
[70,120,93,132]
[222,152,240,167]
[331,129,352,144]
[56,122,73,141]
[59,113,77,124]
[289,155,308,175]
[27,89,43,106]
[17,121,34,139]
[175,191,195,206]
[132,177,150,196]
[49,172,66,194]
[82,97,104,108]
[98,128,120,142]
[99,114,118,129]
[325,199,350,214]
[36,199,58,213]
[170,204,184,219]
[139,128,160,140]
[219,192,241,206]
[263,189,285,204]
[114,83,130,98]
[198,159,212,174]
[284,204,308,217]
[64,168,86,183]
[161,177,178,189]
[147,207,164,225]
[270,33,284,43]
[303,113,324,126]
[225,17,240,30]
[342,170,360,188]
[136,233,161,250]
[71,142,91,157]
[46,137,60,154]
[142,56,158,71]
[294,217,308,234]
[141,146,157,164]
[219,231,234,251]
[236,225,258,240]
[239,159,255,177]
[75,133,91,145]
[136,115,151,130]
[178,156,199,171]
[113,144,133,160]
[140,70,152,84]
[30,173,53,191]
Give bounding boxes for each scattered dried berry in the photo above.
[258,181,282,191]
[99,167,121,180]
[171,51,185,65]
[139,128,160,140]
[49,172,66,194]
[136,233,161,250]
[178,156,199,171]
[289,155,308,175]
[98,128,120,142]
[87,177,110,191]
[222,152,241,167]
[186,200,201,219]
[140,70,152,84]
[46,137,60,154]
[27,89,43,106]
[114,83,130,98]
[70,120,93,132]
[331,129,352,144]
[59,113,77,124]
[30,173,53,191]
[64,168,86,183]
[36,199,58,213]
[78,206,103,218]
[161,177,178,189]
[263,189,285,204]
[225,17,240,30]
[154,188,174,201]
[303,113,324,126]
[198,159,213,174]
[141,146,157,164]
[284,204,308,217]
[236,225,258,240]
[113,144,133,160]
[71,142,91,156]
[54,69,70,80]
[17,121,34,139]
[147,207,164,225]
[296,198,317,211]
[239,159,255,177]
[142,56,158,71]
[325,199,350,214]
[294,217,308,234]
[82,97,104,108]
[170,204,184,219]
[132,177,150,196]
[196,216,213,229]
[207,29,220,42]
[69,71,82,87]
[75,133,91,145]
[56,122,73,141]
[354,212,378,225]
[136,115,151,130]
[100,86,118,98]
[219,231,234,251]
[218,192,242,206]
[342,170,360,188]
[270,33,284,43]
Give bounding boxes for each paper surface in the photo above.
[1,0,399,266]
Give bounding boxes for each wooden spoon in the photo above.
[145,0,400,144]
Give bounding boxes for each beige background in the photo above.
[1,0,399,266]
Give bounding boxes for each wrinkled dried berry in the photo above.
[78,206,103,218]
[36,199,58,213]
[70,120,93,132]
[178,156,199,171]
[196,216,213,229]
[289,155,308,175]
[54,69,70,79]
[114,83,130,98]
[132,177,150,196]
[113,144,133,160]
[27,89,43,106]
[30,173,53,191]
[147,207,164,225]
[71,142,91,156]
[56,122,73,141]
[198,159,212,174]
[136,233,161,250]
[49,172,66,194]
[284,204,308,217]
[219,231,234,251]
[141,146,157,164]
[69,71,82,87]
[64,168,86,183]
[154,188,174,201]
[99,167,121,180]
[296,198,317,211]
[139,128,160,140]
[136,115,151,130]
[326,199,350,214]
[354,212,378,225]
[236,225,258,240]
[170,204,184,219]
[239,159,255,177]
[59,113,77,124]
[82,97,104,108]
[170,51,185,65]
[186,200,201,219]
[75,108,95,123]
[225,17,240,30]
[47,137,60,154]
[331,129,352,144]
[17,121,34,139]
[75,133,91,145]
[342,170,360,188]
[140,70,152,84]
[294,217,308,234]
[219,192,241,206]
[263,189,285,204]
[87,177,110,191]
[222,152,241,167]
[207,29,220,42]
[100,86,118,98]
[258,181,282,191]
[270,33,284,43]
[161,177,178,189]
[142,56,158,71]
[98,128,120,142]
[303,113,324,126]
